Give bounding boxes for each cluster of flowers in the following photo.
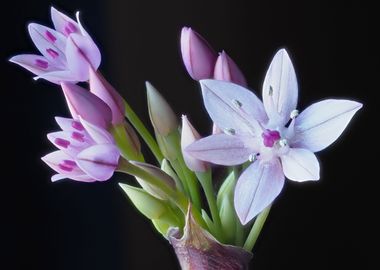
[11,7,361,257]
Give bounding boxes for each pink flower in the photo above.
[186,49,362,224]
[10,7,101,84]
[214,51,247,87]
[42,117,120,182]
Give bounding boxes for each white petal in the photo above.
[262,49,298,126]
[280,148,320,181]
[234,159,285,225]
[293,99,362,152]
[200,79,267,135]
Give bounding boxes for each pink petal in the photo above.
[51,173,95,182]
[89,68,125,125]
[262,49,298,127]
[51,7,80,35]
[234,159,285,225]
[214,51,247,87]
[180,27,217,80]
[9,54,60,78]
[79,117,114,144]
[293,99,362,152]
[55,117,86,132]
[181,115,209,172]
[28,23,67,68]
[47,130,92,155]
[200,79,267,135]
[65,33,101,81]
[61,82,112,129]
[76,144,120,181]
[41,150,85,176]
[34,70,78,83]
[186,134,258,166]
[280,148,320,181]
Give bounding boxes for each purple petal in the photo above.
[280,148,320,181]
[51,173,94,182]
[180,27,217,80]
[55,117,86,132]
[65,33,101,81]
[28,23,67,68]
[200,79,267,135]
[214,51,247,87]
[79,117,115,144]
[186,134,259,166]
[262,49,298,127]
[61,82,112,129]
[89,68,125,125]
[234,159,285,225]
[9,54,60,80]
[47,130,92,155]
[34,70,78,83]
[293,99,362,152]
[51,6,80,36]
[76,144,120,181]
[181,115,209,172]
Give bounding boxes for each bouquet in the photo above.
[10,7,362,269]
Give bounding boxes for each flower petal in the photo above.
[186,134,259,166]
[41,150,86,177]
[47,130,92,155]
[262,49,298,126]
[34,70,78,83]
[293,99,362,152]
[76,144,120,181]
[79,117,114,144]
[51,6,80,36]
[214,51,247,87]
[200,79,267,135]
[61,82,112,129]
[65,33,101,81]
[55,117,86,132]
[28,23,67,68]
[9,54,59,79]
[280,148,320,181]
[234,159,285,225]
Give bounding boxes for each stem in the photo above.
[124,101,164,163]
[232,166,245,246]
[197,172,224,241]
[243,205,271,251]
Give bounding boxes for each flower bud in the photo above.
[214,51,247,87]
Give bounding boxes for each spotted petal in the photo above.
[200,79,267,135]
[51,6,81,36]
[292,99,362,152]
[186,134,259,166]
[262,49,298,126]
[9,54,59,80]
[234,159,285,225]
[280,148,320,181]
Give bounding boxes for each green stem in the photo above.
[243,205,271,251]
[232,166,245,246]
[197,171,224,241]
[124,101,164,163]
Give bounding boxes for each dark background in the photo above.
[1,0,376,269]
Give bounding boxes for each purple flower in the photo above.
[10,7,101,83]
[42,117,120,182]
[186,49,362,224]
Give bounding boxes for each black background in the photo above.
[1,0,376,269]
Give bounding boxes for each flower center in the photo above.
[261,129,281,147]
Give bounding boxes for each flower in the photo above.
[9,7,100,83]
[42,117,120,182]
[186,49,362,224]
[214,51,247,87]
[180,27,217,80]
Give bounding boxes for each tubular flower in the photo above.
[10,7,100,83]
[42,117,120,182]
[186,49,362,224]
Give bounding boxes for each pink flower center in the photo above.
[262,129,281,147]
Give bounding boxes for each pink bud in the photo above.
[180,27,217,80]
[181,115,209,172]
[89,68,125,125]
[61,82,112,129]
[214,51,247,87]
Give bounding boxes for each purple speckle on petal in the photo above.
[262,129,281,147]
[46,48,59,58]
[64,22,77,35]
[71,132,85,142]
[72,121,84,131]
[35,59,48,69]
[55,138,70,148]
[58,163,74,172]
[62,159,76,167]
[45,31,57,43]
